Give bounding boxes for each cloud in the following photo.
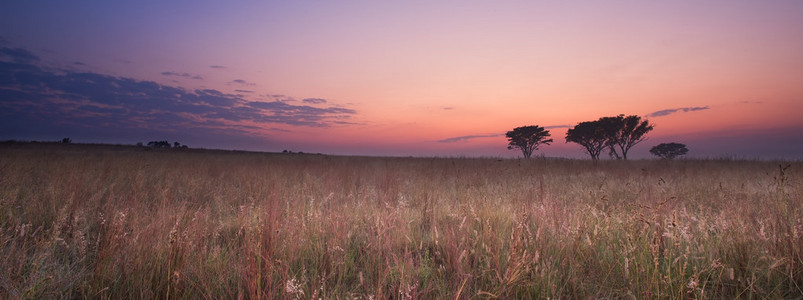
[235,89,254,93]
[437,134,502,143]
[161,71,203,80]
[646,106,709,117]
[268,127,293,133]
[0,50,357,144]
[265,94,299,103]
[245,101,356,126]
[302,98,327,104]
[437,125,568,143]
[0,47,39,63]
[209,65,225,69]
[442,107,454,110]
[230,79,255,86]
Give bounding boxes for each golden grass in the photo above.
[0,143,801,298]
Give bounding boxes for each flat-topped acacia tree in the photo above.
[650,142,689,159]
[506,125,553,159]
[567,114,653,160]
[605,114,654,160]
[565,120,610,160]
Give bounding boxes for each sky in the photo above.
[2,1,802,159]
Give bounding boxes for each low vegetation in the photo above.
[0,144,800,298]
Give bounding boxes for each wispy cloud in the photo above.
[0,47,357,144]
[438,125,569,143]
[302,98,327,104]
[230,79,255,86]
[0,47,39,63]
[209,65,225,69]
[161,71,203,80]
[437,134,502,143]
[647,106,709,117]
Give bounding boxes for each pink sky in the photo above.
[2,1,802,158]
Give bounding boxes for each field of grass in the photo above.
[1,143,801,299]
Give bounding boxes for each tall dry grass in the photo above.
[0,143,800,298]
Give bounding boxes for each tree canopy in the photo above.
[605,115,654,160]
[650,142,689,159]
[566,115,653,160]
[565,120,610,160]
[506,125,553,159]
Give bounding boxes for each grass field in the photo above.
[1,143,801,299]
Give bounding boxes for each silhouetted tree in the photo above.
[566,120,609,160]
[596,116,624,159]
[61,137,71,144]
[174,142,181,148]
[506,125,553,159]
[603,115,654,160]
[650,142,688,159]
